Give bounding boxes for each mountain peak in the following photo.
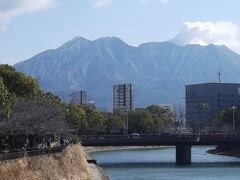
[60,36,90,49]
[97,36,123,41]
[94,36,129,46]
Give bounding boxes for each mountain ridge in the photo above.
[14,37,240,110]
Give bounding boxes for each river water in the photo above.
[90,147,240,180]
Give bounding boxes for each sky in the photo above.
[0,0,240,65]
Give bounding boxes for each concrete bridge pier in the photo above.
[176,145,191,165]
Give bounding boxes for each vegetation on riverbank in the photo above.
[0,64,175,138]
[207,145,240,158]
[67,104,174,136]
[0,144,92,180]
[0,64,69,137]
[0,64,176,180]
[209,108,240,156]
[212,107,240,133]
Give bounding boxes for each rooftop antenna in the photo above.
[218,70,221,83]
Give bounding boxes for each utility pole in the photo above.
[121,107,129,136]
[123,107,129,136]
[126,109,128,135]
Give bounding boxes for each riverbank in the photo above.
[207,148,240,158]
[207,144,240,158]
[88,163,109,180]
[0,144,107,180]
[85,151,109,180]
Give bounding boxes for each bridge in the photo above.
[81,134,240,164]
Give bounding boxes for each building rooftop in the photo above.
[186,82,240,87]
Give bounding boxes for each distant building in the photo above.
[186,83,240,127]
[68,91,87,106]
[113,84,133,111]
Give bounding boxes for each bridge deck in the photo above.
[81,134,240,146]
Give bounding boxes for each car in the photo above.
[130,133,141,139]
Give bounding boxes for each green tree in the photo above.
[0,64,40,98]
[84,107,104,135]
[65,104,87,134]
[103,113,124,134]
[0,79,16,120]
[128,109,154,134]
[41,92,62,104]
[212,107,240,129]
[146,105,173,132]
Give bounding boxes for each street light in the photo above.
[232,106,236,132]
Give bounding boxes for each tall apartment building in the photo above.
[69,90,87,106]
[113,84,133,111]
[186,83,240,127]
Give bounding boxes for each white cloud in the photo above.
[93,0,111,8]
[0,0,57,23]
[171,21,240,53]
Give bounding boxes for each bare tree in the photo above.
[172,105,186,132]
[5,98,69,136]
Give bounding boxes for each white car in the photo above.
[131,133,140,139]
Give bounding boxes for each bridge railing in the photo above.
[80,134,240,146]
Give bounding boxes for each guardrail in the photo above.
[0,146,66,162]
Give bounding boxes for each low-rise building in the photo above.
[186,83,240,127]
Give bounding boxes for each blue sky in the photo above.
[1,0,240,64]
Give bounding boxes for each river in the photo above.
[90,146,240,180]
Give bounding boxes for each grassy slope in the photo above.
[0,145,92,180]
